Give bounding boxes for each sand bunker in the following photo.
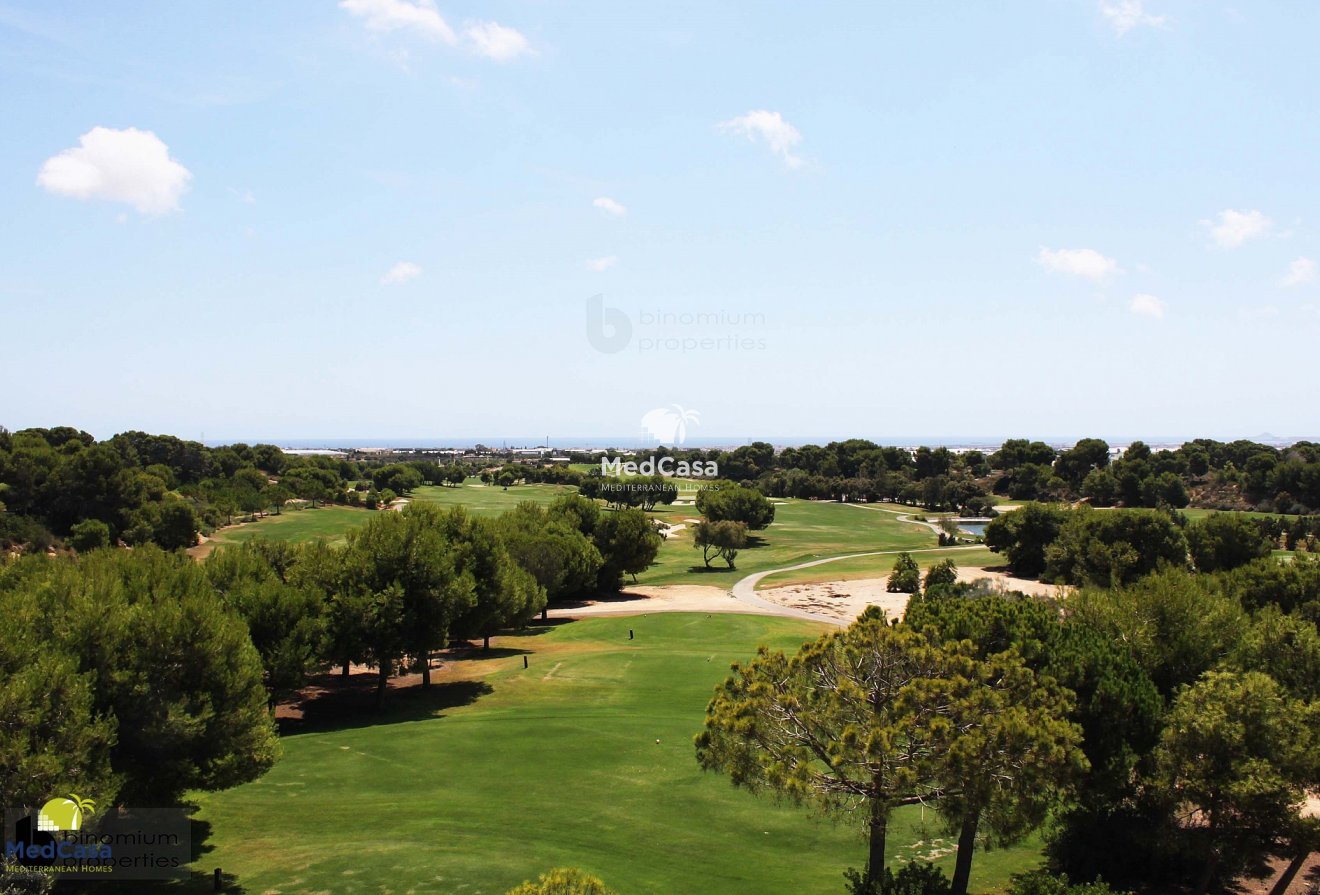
[549,569,1066,625]
[755,569,1067,623]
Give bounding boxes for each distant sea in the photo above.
[234,436,1022,451]
[203,433,1311,452]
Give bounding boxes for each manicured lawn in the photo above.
[408,480,580,515]
[636,499,939,588]
[201,482,578,553]
[755,546,1007,589]
[1178,507,1301,521]
[205,505,375,549]
[185,614,1043,894]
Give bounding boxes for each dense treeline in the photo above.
[0,546,280,819]
[0,426,468,553]
[700,551,1320,894]
[986,504,1319,585]
[993,437,1320,513]
[584,435,1320,516]
[0,494,662,827]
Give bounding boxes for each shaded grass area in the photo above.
[204,505,374,549]
[408,480,579,515]
[1178,507,1303,521]
[200,481,576,553]
[176,614,1042,895]
[637,499,939,588]
[755,546,1007,589]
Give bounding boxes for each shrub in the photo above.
[1009,870,1131,895]
[922,558,958,593]
[505,867,617,895]
[887,552,921,593]
[69,518,111,552]
[845,861,952,895]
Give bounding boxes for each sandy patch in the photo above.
[755,568,1068,623]
[547,585,758,619]
[757,578,910,623]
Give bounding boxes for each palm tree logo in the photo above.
[640,405,700,445]
[37,794,95,832]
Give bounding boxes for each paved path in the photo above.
[840,502,945,534]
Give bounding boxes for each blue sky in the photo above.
[2,1,1317,444]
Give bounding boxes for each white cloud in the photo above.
[380,261,422,285]
[37,126,191,215]
[1203,209,1273,248]
[229,186,256,204]
[1130,293,1166,318]
[463,21,532,61]
[1100,0,1168,34]
[1036,247,1120,281]
[718,110,804,169]
[340,0,455,42]
[1281,257,1317,287]
[593,197,627,217]
[1238,305,1280,321]
[584,256,618,272]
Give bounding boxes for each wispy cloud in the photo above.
[584,256,618,272]
[339,0,455,43]
[593,197,627,217]
[37,126,191,215]
[719,110,804,169]
[1100,0,1168,35]
[228,186,256,204]
[380,261,422,284]
[1202,209,1272,248]
[1281,257,1317,287]
[1036,247,1120,281]
[340,1,532,61]
[1130,293,1166,318]
[462,21,532,61]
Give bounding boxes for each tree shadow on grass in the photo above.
[69,809,249,895]
[446,645,532,662]
[521,618,574,631]
[277,677,493,734]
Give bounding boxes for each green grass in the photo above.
[201,491,994,595]
[755,546,1007,589]
[200,482,578,553]
[1177,507,1302,521]
[636,499,939,589]
[186,614,1041,894]
[205,506,375,549]
[408,480,580,515]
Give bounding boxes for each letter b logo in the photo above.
[585,294,631,353]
